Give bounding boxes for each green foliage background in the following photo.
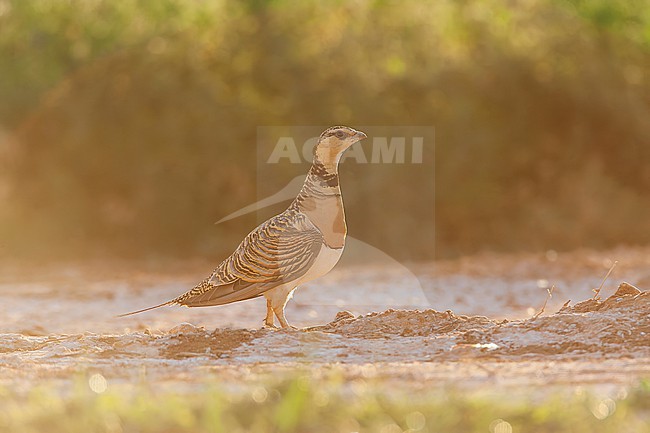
[1,376,649,433]
[1,0,649,259]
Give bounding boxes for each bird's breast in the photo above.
[300,195,347,248]
[299,243,344,285]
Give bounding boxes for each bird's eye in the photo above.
[334,130,346,139]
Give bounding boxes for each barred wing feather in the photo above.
[174,212,323,307]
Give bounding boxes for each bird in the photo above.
[119,126,367,329]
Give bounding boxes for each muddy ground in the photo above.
[1,246,650,392]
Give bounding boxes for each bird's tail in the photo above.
[116,300,175,318]
[116,277,215,318]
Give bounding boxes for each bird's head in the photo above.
[314,126,367,165]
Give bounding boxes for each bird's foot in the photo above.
[280,323,299,331]
[263,321,279,330]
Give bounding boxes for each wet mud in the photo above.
[1,249,650,390]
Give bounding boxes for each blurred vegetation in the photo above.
[1,376,649,432]
[1,0,650,260]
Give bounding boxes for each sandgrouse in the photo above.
[120,126,367,328]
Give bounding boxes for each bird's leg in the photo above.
[273,304,297,330]
[263,299,278,329]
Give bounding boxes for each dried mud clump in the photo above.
[456,282,650,357]
[312,309,496,337]
[161,323,258,359]
[563,282,643,313]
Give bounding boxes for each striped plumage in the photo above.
[120,126,367,328]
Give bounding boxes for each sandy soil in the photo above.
[1,246,650,392]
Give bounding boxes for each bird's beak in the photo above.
[355,130,367,140]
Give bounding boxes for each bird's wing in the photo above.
[173,211,323,307]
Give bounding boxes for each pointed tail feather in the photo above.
[116,300,175,318]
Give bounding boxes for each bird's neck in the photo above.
[296,155,343,195]
[309,157,341,186]
[291,156,347,248]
